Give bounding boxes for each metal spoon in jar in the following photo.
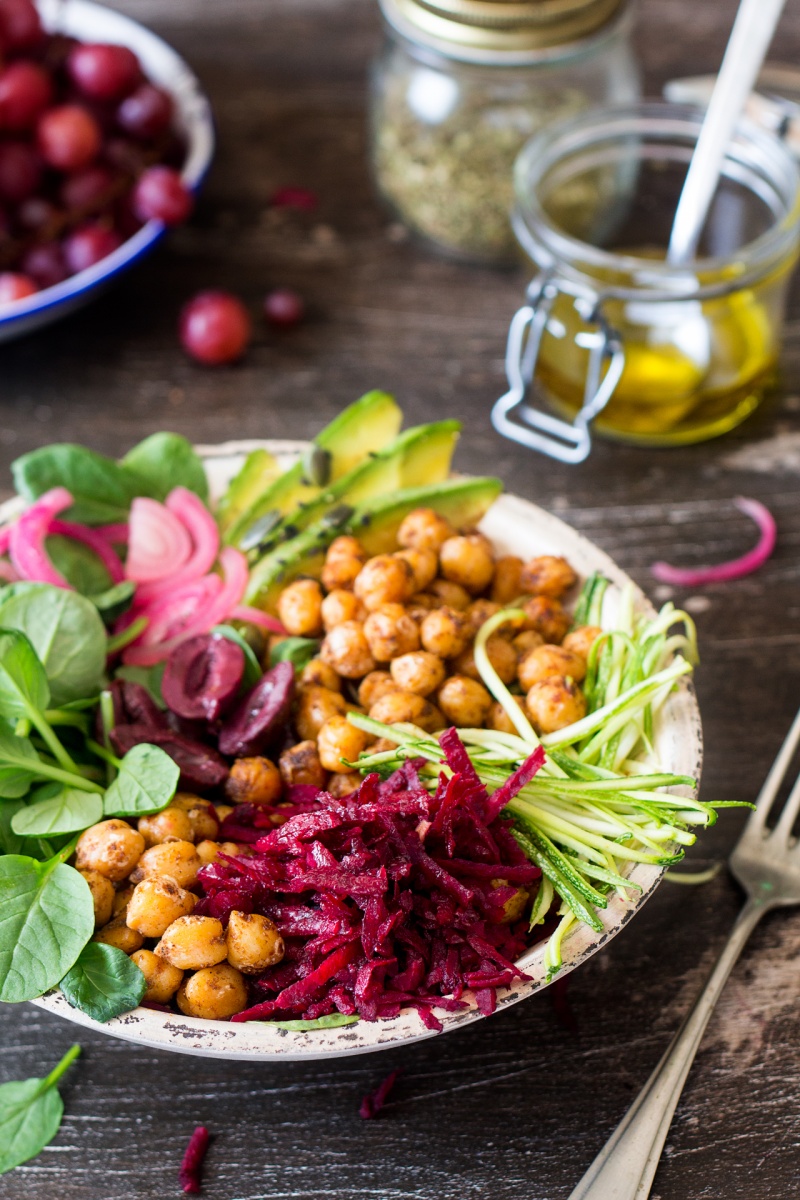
[667,0,787,266]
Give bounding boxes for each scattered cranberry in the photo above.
[0,61,52,131]
[22,241,69,287]
[63,222,122,273]
[0,0,43,53]
[270,185,317,211]
[179,291,252,366]
[132,165,192,226]
[38,104,102,171]
[103,135,146,175]
[0,140,41,202]
[0,270,37,305]
[263,287,305,329]
[16,195,58,232]
[61,164,115,212]
[67,42,141,102]
[117,82,173,140]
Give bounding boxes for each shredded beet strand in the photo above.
[179,1125,210,1195]
[359,1068,401,1119]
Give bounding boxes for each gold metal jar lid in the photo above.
[380,0,626,60]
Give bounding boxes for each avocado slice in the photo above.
[248,419,461,555]
[216,448,281,537]
[244,475,503,611]
[224,391,402,547]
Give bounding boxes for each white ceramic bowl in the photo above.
[0,0,214,343]
[32,441,703,1060]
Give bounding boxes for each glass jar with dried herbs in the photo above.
[370,0,641,265]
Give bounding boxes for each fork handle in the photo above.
[568,897,766,1200]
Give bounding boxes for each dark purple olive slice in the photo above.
[162,633,245,722]
[110,724,229,791]
[218,661,294,758]
[96,679,167,742]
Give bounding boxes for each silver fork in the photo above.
[568,705,800,1200]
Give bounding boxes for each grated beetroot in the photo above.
[179,1125,210,1195]
[197,731,545,1030]
[359,1068,401,1119]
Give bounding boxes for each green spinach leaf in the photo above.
[120,432,208,503]
[60,944,146,1023]
[0,853,94,1002]
[0,728,42,798]
[103,743,179,817]
[88,579,136,624]
[0,629,49,721]
[0,585,107,705]
[46,535,111,596]
[11,785,103,837]
[0,1044,80,1175]
[114,663,166,707]
[211,624,263,689]
[11,444,143,525]
[269,636,320,670]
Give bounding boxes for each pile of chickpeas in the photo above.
[70,507,600,1020]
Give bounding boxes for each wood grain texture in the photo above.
[2,1,800,1197]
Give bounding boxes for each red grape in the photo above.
[0,0,43,53]
[117,83,173,140]
[0,271,37,304]
[179,291,252,365]
[132,165,192,226]
[263,287,305,328]
[63,222,122,273]
[61,164,115,212]
[0,62,52,131]
[22,241,69,287]
[0,141,41,202]
[67,42,141,102]
[38,104,102,171]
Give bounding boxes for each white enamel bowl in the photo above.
[0,0,214,343]
[32,440,703,1060]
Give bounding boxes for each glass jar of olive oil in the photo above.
[370,0,640,265]
[493,103,800,455]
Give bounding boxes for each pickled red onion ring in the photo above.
[126,497,193,583]
[651,497,776,587]
[9,487,74,587]
[229,604,287,635]
[96,522,130,544]
[0,560,19,583]
[50,519,125,584]
[134,487,219,602]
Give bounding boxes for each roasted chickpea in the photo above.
[214,804,235,823]
[513,630,545,659]
[492,880,530,924]
[321,588,364,632]
[126,877,196,938]
[420,606,469,659]
[526,677,586,733]
[279,740,327,788]
[295,684,347,741]
[520,555,577,599]
[317,715,370,773]
[518,644,586,691]
[358,670,399,708]
[363,604,420,662]
[452,635,517,685]
[277,578,324,637]
[132,840,201,889]
[389,650,446,697]
[156,915,228,970]
[371,737,401,755]
[523,595,571,644]
[407,593,436,622]
[321,535,367,592]
[437,675,492,727]
[491,555,524,605]
[112,884,134,917]
[226,910,285,973]
[93,913,144,954]
[300,657,342,692]
[130,949,184,1004]
[137,806,195,848]
[394,547,438,592]
[176,963,248,1020]
[397,507,454,553]
[369,689,444,732]
[562,625,603,662]
[196,839,223,866]
[320,621,375,678]
[439,534,494,595]
[79,869,115,929]
[487,700,525,735]
[75,819,145,882]
[224,756,283,806]
[354,555,414,611]
[328,772,361,797]
[465,599,501,636]
[428,578,470,610]
[170,794,219,842]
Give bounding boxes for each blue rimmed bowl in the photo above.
[0,0,215,343]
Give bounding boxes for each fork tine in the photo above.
[773,770,800,843]
[746,704,800,835]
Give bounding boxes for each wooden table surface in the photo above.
[2,1,800,1197]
